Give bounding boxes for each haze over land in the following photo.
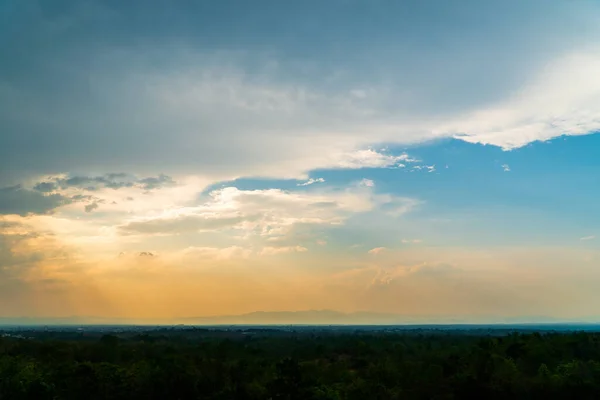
[2,0,600,323]
[1,310,594,327]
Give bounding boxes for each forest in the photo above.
[2,328,600,399]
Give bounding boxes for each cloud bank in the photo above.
[1,0,600,185]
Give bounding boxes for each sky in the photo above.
[1,0,600,323]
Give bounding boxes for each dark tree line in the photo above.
[2,330,600,399]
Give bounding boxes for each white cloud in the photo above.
[330,150,418,170]
[297,178,325,186]
[260,246,308,256]
[117,185,415,240]
[182,246,252,260]
[580,235,596,241]
[502,164,511,172]
[412,165,436,173]
[358,179,375,187]
[440,51,600,149]
[368,247,386,255]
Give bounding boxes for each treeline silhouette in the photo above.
[2,330,600,399]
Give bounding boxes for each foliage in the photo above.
[1,330,600,399]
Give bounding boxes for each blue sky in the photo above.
[1,0,600,322]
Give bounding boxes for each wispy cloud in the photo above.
[260,246,308,256]
[297,178,325,186]
[331,150,418,170]
[368,247,386,255]
[182,246,253,260]
[117,185,416,240]
[580,235,596,241]
[412,165,436,173]
[359,179,375,187]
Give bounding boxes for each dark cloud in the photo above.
[60,175,133,191]
[0,183,110,216]
[71,194,95,201]
[138,174,176,190]
[33,181,58,192]
[33,173,177,192]
[0,185,72,216]
[105,173,128,180]
[84,202,99,213]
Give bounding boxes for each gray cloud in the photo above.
[137,174,176,190]
[84,202,99,213]
[71,194,95,201]
[33,181,58,192]
[0,185,72,216]
[0,182,118,216]
[1,0,599,183]
[32,173,177,192]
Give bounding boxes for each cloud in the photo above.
[368,247,386,255]
[9,173,185,218]
[260,246,308,256]
[378,196,421,217]
[3,1,600,322]
[329,150,417,170]
[182,246,252,260]
[137,174,177,190]
[401,239,422,244]
[502,164,511,172]
[443,51,600,149]
[117,185,409,238]
[0,185,72,216]
[3,1,599,185]
[412,165,436,173]
[363,263,459,287]
[119,214,251,235]
[359,179,375,187]
[4,213,600,320]
[297,178,325,186]
[580,235,596,241]
[33,173,177,193]
[84,202,100,213]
